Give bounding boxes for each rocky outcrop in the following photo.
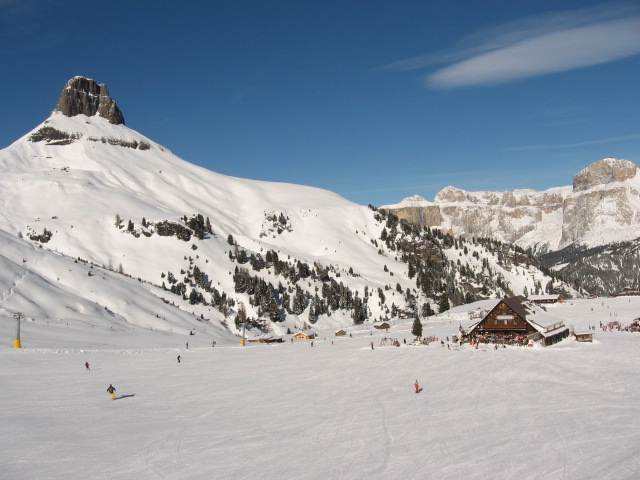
[382,158,640,252]
[573,158,637,191]
[55,77,125,125]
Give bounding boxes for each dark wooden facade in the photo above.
[574,332,594,342]
[471,297,536,335]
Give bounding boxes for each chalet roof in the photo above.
[466,296,566,336]
[500,296,530,320]
[295,330,316,336]
[374,322,391,329]
[526,306,566,335]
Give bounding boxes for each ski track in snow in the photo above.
[2,298,640,479]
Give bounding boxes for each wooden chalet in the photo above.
[293,331,316,341]
[465,296,569,347]
[612,287,640,297]
[529,294,564,304]
[247,336,283,344]
[335,329,347,337]
[573,332,594,342]
[374,322,390,330]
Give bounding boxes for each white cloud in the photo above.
[381,4,640,89]
[428,17,640,88]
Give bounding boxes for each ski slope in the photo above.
[2,297,640,479]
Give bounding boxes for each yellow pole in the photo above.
[14,312,23,348]
[240,338,245,346]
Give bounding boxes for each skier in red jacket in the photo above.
[414,380,420,393]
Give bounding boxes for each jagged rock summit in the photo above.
[573,158,637,191]
[381,158,640,251]
[55,76,125,125]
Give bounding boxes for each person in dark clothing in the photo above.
[177,355,181,363]
[371,342,374,350]
[107,384,116,400]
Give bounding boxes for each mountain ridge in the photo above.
[0,77,579,346]
[382,158,640,252]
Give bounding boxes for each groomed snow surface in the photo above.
[2,297,640,480]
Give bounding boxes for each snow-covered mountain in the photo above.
[383,158,640,252]
[382,159,640,294]
[0,77,577,346]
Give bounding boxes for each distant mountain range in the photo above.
[382,158,640,295]
[0,77,581,346]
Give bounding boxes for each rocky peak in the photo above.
[573,158,637,191]
[435,186,466,203]
[55,76,125,125]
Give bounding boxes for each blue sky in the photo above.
[1,0,639,206]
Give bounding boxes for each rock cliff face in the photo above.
[55,76,125,125]
[573,158,637,191]
[382,158,640,252]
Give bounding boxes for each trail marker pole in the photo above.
[13,312,23,348]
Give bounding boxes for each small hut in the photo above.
[248,336,283,344]
[573,332,594,342]
[293,330,316,341]
[335,329,347,337]
[529,294,564,304]
[374,322,390,331]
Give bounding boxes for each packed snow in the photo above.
[2,296,640,479]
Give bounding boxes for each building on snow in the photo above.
[529,294,564,304]
[293,331,316,341]
[464,296,569,347]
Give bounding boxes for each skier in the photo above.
[85,361,90,370]
[177,355,181,363]
[212,340,216,347]
[186,342,189,349]
[371,342,374,350]
[107,384,116,400]
[414,380,420,393]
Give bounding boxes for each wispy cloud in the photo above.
[506,133,640,151]
[381,4,640,89]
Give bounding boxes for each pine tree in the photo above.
[412,317,423,339]
[439,295,450,313]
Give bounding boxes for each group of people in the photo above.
[469,333,530,347]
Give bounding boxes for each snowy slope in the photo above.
[0,78,577,345]
[0,108,416,338]
[2,297,640,479]
[0,228,235,348]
